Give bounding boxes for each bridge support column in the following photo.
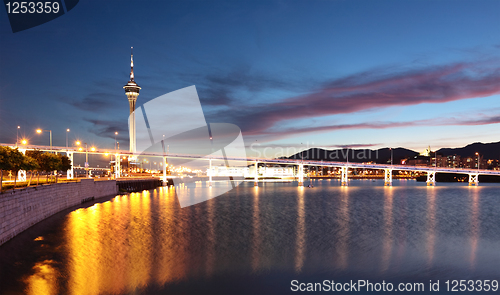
[67,152,74,179]
[162,156,167,184]
[427,171,436,186]
[115,154,121,179]
[341,166,348,186]
[298,164,304,186]
[209,158,213,187]
[469,173,479,186]
[384,168,392,186]
[254,161,258,186]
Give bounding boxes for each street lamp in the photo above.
[66,129,70,149]
[16,126,20,147]
[476,152,480,171]
[114,132,118,151]
[21,139,28,145]
[36,129,52,150]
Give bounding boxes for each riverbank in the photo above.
[0,179,118,246]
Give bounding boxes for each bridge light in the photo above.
[36,129,42,134]
[78,147,83,151]
[91,147,96,152]
[76,141,81,146]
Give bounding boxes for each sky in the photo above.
[1,0,500,159]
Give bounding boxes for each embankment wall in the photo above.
[0,179,117,246]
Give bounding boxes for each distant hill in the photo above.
[437,141,500,159]
[284,147,419,164]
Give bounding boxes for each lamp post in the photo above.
[66,129,70,149]
[36,129,52,150]
[476,152,480,171]
[390,147,393,166]
[16,126,20,147]
[114,132,118,151]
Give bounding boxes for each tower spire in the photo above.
[130,47,134,81]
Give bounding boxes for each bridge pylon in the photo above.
[209,158,213,187]
[162,156,167,184]
[115,153,121,179]
[469,173,479,186]
[67,152,74,179]
[427,171,436,186]
[254,161,259,186]
[298,164,304,186]
[341,166,348,186]
[384,168,393,186]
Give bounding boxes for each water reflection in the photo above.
[295,187,306,273]
[204,191,216,278]
[380,187,394,273]
[251,187,261,272]
[426,187,437,268]
[470,187,480,269]
[3,182,500,295]
[24,260,59,295]
[336,187,350,270]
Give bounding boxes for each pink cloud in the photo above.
[218,61,500,136]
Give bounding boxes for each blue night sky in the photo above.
[1,0,500,158]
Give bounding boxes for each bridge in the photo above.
[2,143,500,187]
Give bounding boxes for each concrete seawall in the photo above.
[0,179,118,246]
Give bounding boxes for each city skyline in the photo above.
[1,0,500,157]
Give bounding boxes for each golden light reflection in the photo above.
[426,187,437,268]
[155,187,187,286]
[63,190,166,295]
[295,187,306,273]
[337,188,350,270]
[67,206,100,295]
[126,191,152,290]
[24,260,59,295]
[380,187,394,273]
[251,186,261,272]
[470,187,480,269]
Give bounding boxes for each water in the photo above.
[1,179,499,294]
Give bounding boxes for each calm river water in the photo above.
[1,180,499,294]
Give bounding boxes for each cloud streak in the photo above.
[208,61,500,136]
[263,114,500,138]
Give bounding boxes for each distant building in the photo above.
[462,156,487,169]
[446,154,461,168]
[430,154,447,167]
[406,155,430,166]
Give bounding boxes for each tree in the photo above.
[23,156,39,186]
[26,150,43,185]
[6,148,24,189]
[38,153,61,184]
[0,146,13,193]
[57,154,72,183]
[60,154,72,171]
